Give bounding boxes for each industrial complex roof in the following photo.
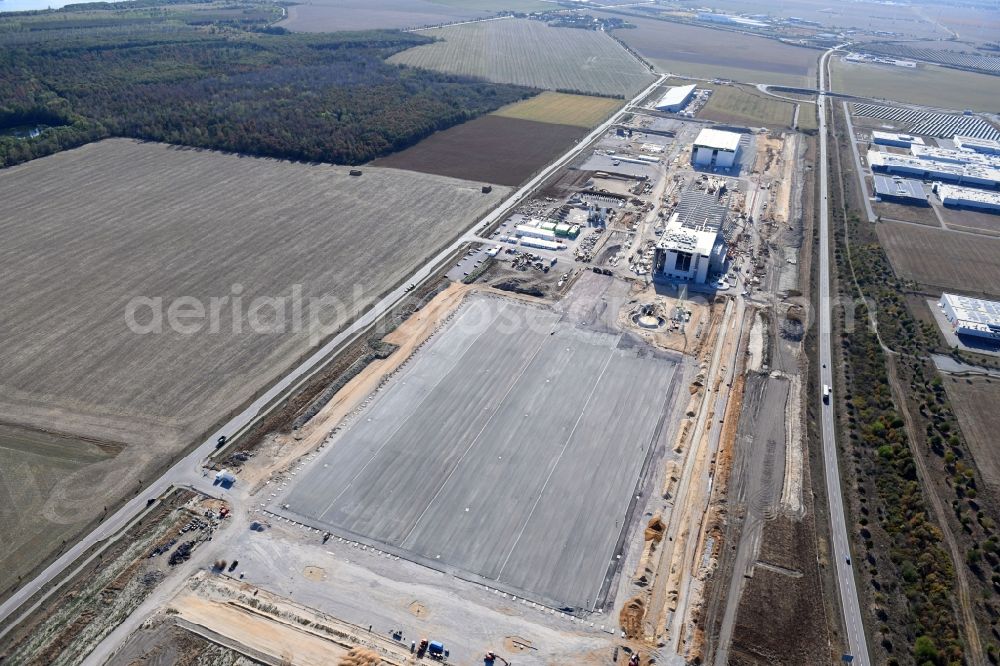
[654,84,696,110]
[954,135,1000,154]
[942,293,1000,336]
[937,183,1000,208]
[868,150,1000,187]
[911,144,1000,168]
[873,175,926,201]
[693,128,741,153]
[871,130,924,146]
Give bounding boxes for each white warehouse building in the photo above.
[939,293,1000,343]
[654,84,697,113]
[954,135,1000,156]
[692,128,741,169]
[935,183,1000,212]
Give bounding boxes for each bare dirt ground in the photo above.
[373,115,587,186]
[941,375,1000,491]
[173,592,357,666]
[106,617,263,666]
[877,220,1000,298]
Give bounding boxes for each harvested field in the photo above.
[941,376,1000,489]
[388,19,655,97]
[0,426,113,595]
[874,201,940,226]
[876,221,1000,297]
[697,84,794,128]
[939,206,1000,236]
[491,91,622,128]
[831,57,1000,112]
[372,114,586,186]
[605,17,818,87]
[0,489,204,664]
[277,295,685,609]
[278,0,489,32]
[0,139,509,589]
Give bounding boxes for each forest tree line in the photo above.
[0,4,534,167]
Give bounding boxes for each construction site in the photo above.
[0,102,814,666]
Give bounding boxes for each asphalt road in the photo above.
[0,73,666,633]
[818,46,872,666]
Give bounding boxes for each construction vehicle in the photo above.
[484,652,509,666]
[428,641,447,660]
[417,639,448,660]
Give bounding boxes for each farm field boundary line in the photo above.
[0,72,666,630]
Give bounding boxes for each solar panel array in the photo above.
[851,103,1000,140]
[862,45,1000,75]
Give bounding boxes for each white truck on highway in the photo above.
[823,384,831,404]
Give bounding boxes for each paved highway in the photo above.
[0,73,665,633]
[818,46,871,666]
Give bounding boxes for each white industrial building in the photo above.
[871,130,924,148]
[692,128,741,169]
[654,189,727,284]
[514,224,556,240]
[954,135,1000,155]
[654,84,697,113]
[934,183,1000,212]
[868,150,1000,189]
[910,144,1000,169]
[939,293,1000,343]
[520,237,564,251]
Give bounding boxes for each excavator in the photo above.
[483,651,510,666]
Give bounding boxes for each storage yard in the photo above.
[0,139,510,595]
[387,19,655,98]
